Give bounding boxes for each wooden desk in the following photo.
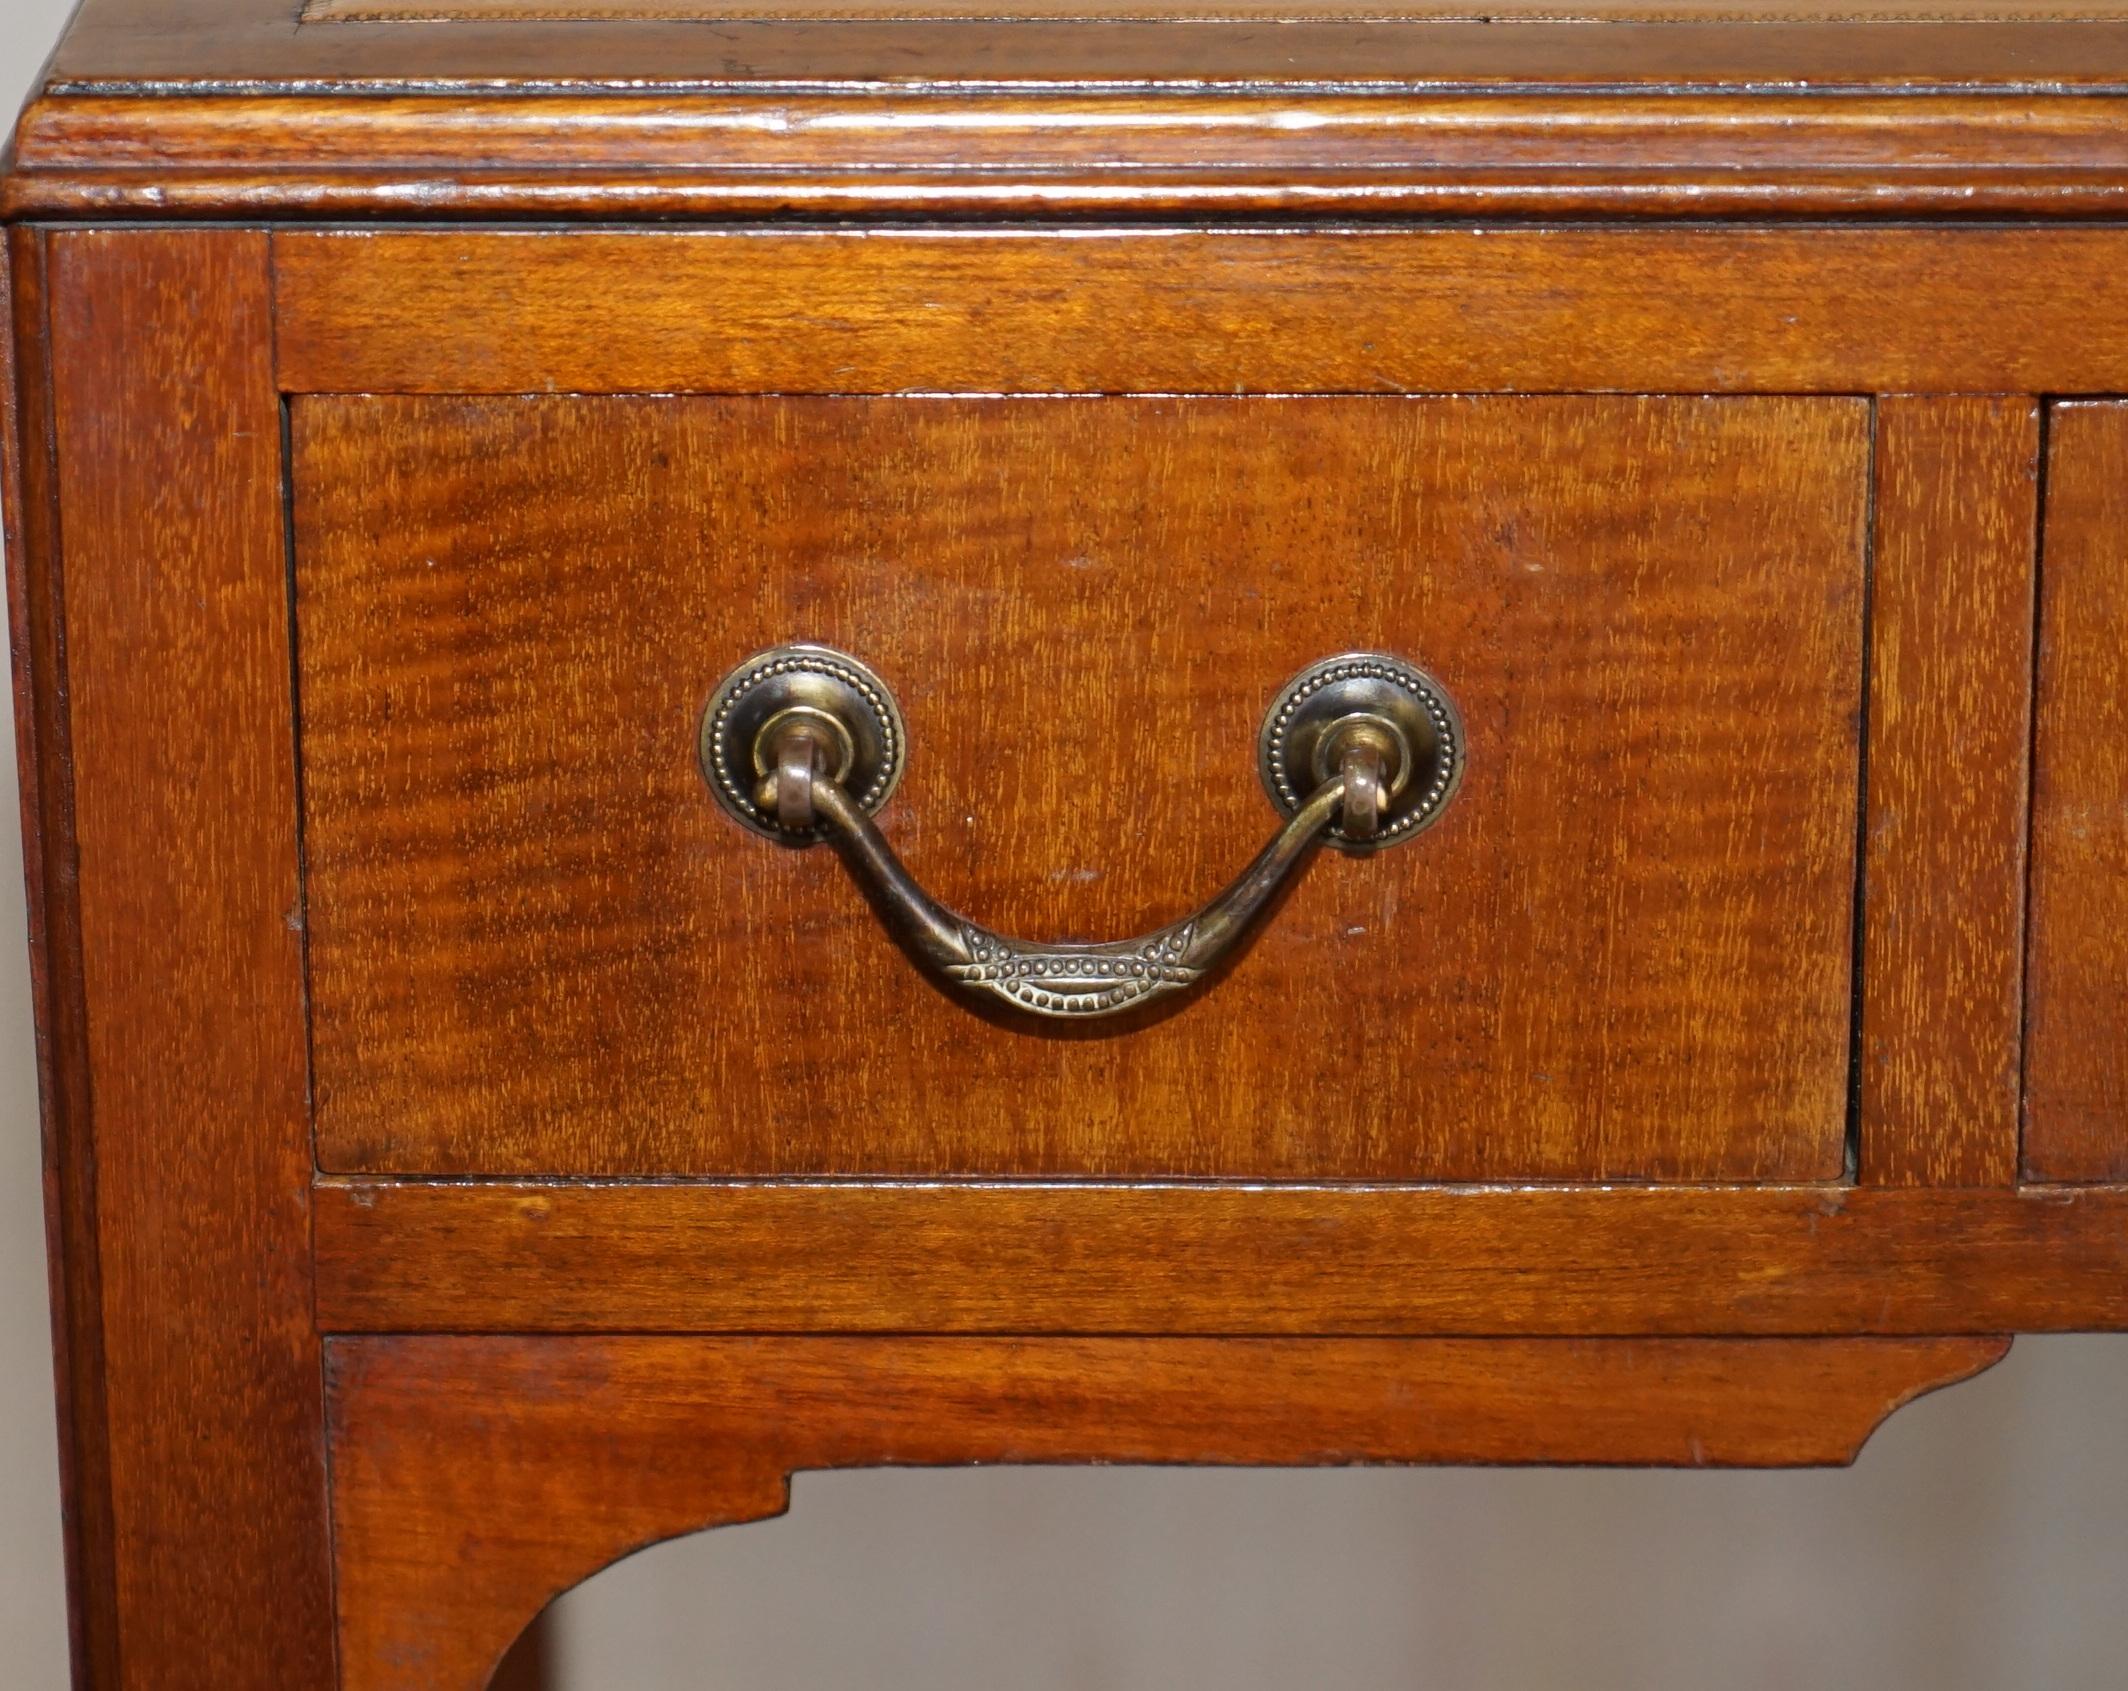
[6,3,2126,1684]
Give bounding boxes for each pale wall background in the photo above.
[2,9,2125,1687]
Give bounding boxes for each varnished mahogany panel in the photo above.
[272,229,2128,398]
[1858,397,2038,1187]
[2027,402,2128,1182]
[295,394,1864,1181]
[35,231,335,1689]
[327,1333,2010,1690]
[312,1179,2128,1335]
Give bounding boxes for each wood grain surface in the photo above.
[2026,402,2128,1182]
[311,1179,2128,1335]
[4,227,124,1691]
[1859,397,2039,1187]
[271,228,2128,399]
[21,93,2128,221]
[34,230,336,1691]
[297,0,2128,20]
[327,1332,2010,1690]
[29,0,2128,110]
[294,393,1865,1181]
[9,0,2128,1677]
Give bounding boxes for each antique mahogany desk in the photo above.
[6,0,2128,1684]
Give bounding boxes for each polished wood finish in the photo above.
[272,228,2128,398]
[3,225,122,1691]
[29,0,2128,132]
[9,0,2128,1677]
[21,94,2128,222]
[45,19,2128,93]
[1859,397,2039,1188]
[312,1180,2128,1337]
[328,1333,2010,1689]
[2026,402,2128,1182]
[294,0,2128,20]
[26,230,335,1689]
[295,393,1863,1181]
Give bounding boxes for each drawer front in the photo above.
[294,393,1867,1180]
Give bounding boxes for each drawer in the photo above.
[293,392,1868,1180]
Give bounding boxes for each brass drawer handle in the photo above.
[701,645,1463,1019]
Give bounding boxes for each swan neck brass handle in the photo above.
[701,645,1464,1020]
[806,761,1350,1017]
